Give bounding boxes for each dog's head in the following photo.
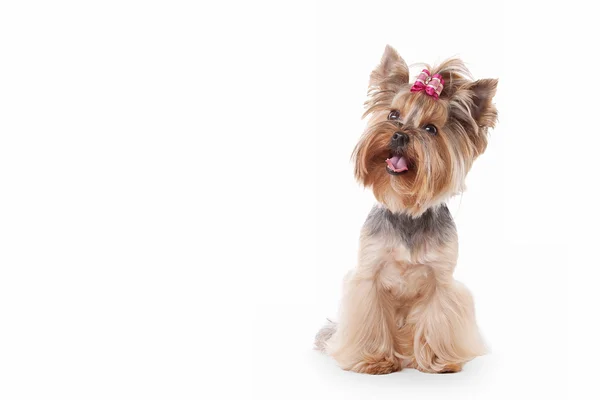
[353,45,498,216]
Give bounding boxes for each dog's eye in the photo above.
[424,124,438,135]
[388,110,401,120]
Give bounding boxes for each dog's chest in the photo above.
[356,236,432,301]
[360,204,458,289]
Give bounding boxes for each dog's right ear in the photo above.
[369,45,409,91]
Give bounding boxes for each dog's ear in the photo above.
[369,45,409,91]
[456,79,499,128]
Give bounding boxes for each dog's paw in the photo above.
[439,363,463,373]
[416,361,463,374]
[350,356,401,375]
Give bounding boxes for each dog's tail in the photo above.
[314,319,337,352]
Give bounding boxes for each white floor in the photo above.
[250,304,570,400]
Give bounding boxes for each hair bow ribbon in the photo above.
[410,69,444,99]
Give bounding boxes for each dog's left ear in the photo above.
[369,45,409,91]
[456,79,499,128]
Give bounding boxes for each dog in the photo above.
[315,45,498,374]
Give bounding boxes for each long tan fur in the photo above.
[316,45,497,374]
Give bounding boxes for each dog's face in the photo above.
[353,46,498,216]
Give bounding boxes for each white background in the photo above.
[0,1,598,399]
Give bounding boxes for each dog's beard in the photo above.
[353,120,475,216]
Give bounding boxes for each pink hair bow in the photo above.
[410,69,445,99]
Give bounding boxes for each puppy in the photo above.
[315,45,498,374]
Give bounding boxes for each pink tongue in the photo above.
[386,155,408,172]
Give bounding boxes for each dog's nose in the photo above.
[391,132,409,147]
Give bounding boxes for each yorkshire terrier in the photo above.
[315,45,498,374]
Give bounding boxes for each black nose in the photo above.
[391,132,409,147]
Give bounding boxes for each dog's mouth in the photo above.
[385,154,410,175]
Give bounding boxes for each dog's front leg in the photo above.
[326,265,401,375]
[411,279,486,373]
